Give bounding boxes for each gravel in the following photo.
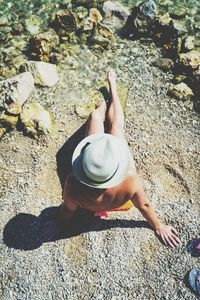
[0,37,200,300]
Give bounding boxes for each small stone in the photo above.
[20,61,59,87]
[0,72,34,108]
[179,50,200,69]
[103,1,130,20]
[20,103,56,138]
[173,74,187,84]
[0,16,9,26]
[156,13,172,26]
[168,82,194,101]
[153,58,174,71]
[25,15,41,35]
[90,23,113,49]
[183,36,195,51]
[89,8,103,24]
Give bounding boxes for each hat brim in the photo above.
[72,133,132,189]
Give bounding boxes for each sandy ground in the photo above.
[0,38,200,299]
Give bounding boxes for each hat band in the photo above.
[82,162,120,184]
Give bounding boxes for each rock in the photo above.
[25,16,41,35]
[0,110,18,128]
[89,8,103,24]
[20,103,56,138]
[6,103,22,115]
[72,0,104,9]
[155,13,172,27]
[168,6,186,19]
[74,6,88,21]
[20,61,59,87]
[173,74,187,84]
[168,82,194,101]
[173,20,188,36]
[179,50,200,69]
[89,23,113,49]
[0,16,9,26]
[183,36,195,52]
[0,127,7,139]
[121,0,157,38]
[153,58,174,71]
[52,9,78,36]
[0,72,34,109]
[102,1,130,20]
[80,17,94,31]
[12,23,24,35]
[28,30,60,62]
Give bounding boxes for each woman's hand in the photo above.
[155,224,181,248]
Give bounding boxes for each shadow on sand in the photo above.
[3,206,150,251]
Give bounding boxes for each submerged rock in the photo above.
[179,51,200,69]
[20,103,56,138]
[121,0,157,38]
[183,36,195,52]
[0,72,34,109]
[168,82,194,101]
[20,61,59,87]
[25,16,41,35]
[103,1,130,20]
[52,9,78,37]
[89,23,113,49]
[89,8,103,24]
[28,30,59,62]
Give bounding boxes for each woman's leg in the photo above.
[85,100,107,136]
[107,70,125,140]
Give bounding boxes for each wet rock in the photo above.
[102,1,130,20]
[121,0,157,39]
[80,17,94,31]
[20,61,59,87]
[25,16,42,35]
[89,8,103,24]
[74,6,88,21]
[183,36,195,52]
[153,58,174,71]
[28,30,59,62]
[179,50,200,69]
[0,72,34,109]
[20,103,56,138]
[0,110,18,128]
[168,82,194,101]
[52,9,78,37]
[89,23,113,49]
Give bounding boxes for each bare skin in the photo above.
[57,70,181,249]
[40,71,180,248]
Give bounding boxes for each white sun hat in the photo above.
[72,133,132,188]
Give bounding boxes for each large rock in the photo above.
[52,9,78,36]
[121,0,157,38]
[28,30,59,62]
[103,1,130,20]
[0,72,34,109]
[20,61,59,87]
[168,82,194,101]
[153,58,174,71]
[89,23,113,49]
[179,50,200,69]
[20,103,56,138]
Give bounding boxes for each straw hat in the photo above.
[72,133,132,188]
